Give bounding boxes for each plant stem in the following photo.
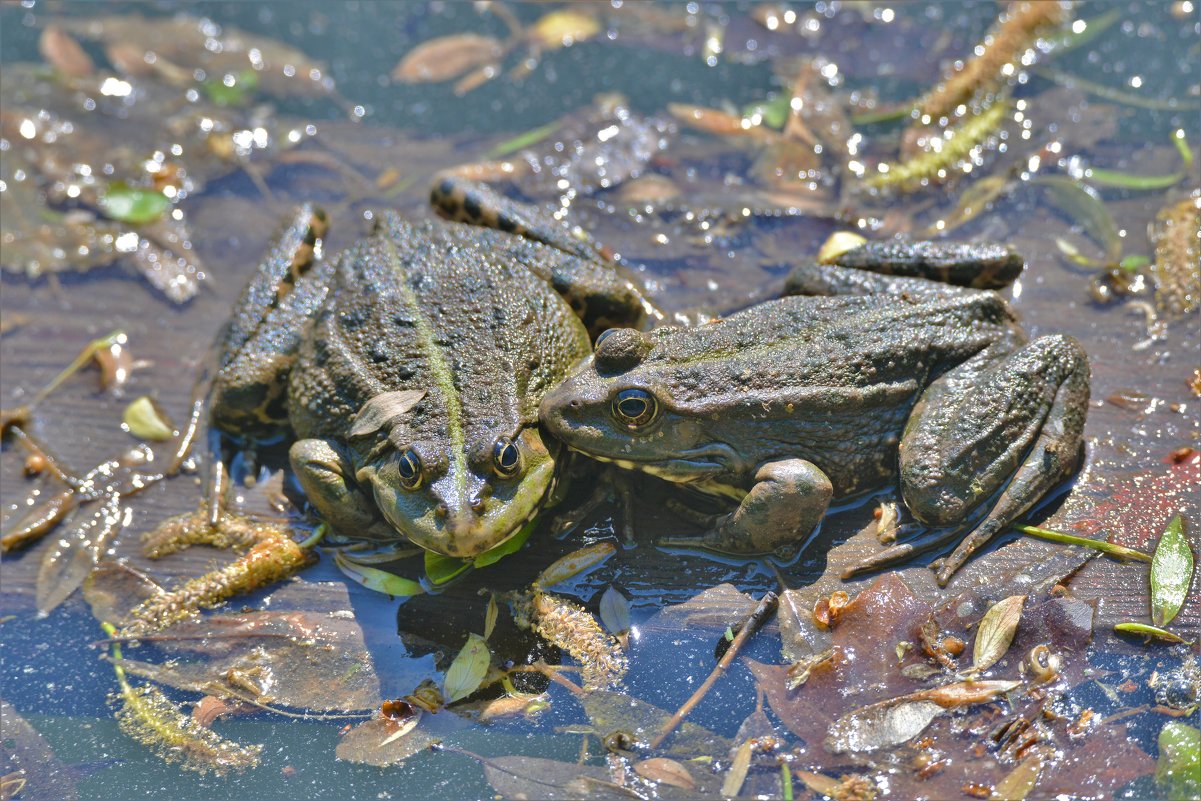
[649,592,778,750]
[1014,524,1152,562]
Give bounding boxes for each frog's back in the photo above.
[642,292,1017,410]
[287,215,592,443]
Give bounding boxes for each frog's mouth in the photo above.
[569,443,736,484]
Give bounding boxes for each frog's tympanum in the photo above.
[540,242,1090,584]
[207,177,656,558]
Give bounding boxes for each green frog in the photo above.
[206,176,658,559]
[539,240,1090,584]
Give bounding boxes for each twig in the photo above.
[508,662,585,696]
[649,591,778,749]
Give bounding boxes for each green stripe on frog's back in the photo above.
[379,233,469,500]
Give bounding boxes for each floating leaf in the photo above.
[473,519,535,568]
[335,715,437,767]
[334,550,424,597]
[1086,168,1184,191]
[598,585,631,636]
[99,184,172,225]
[1114,622,1194,645]
[531,10,601,49]
[972,595,1026,671]
[534,542,616,588]
[481,755,614,800]
[392,34,505,83]
[444,633,490,703]
[1156,721,1201,801]
[1151,514,1194,627]
[742,94,791,130]
[667,103,762,137]
[721,739,753,798]
[486,120,562,159]
[1033,176,1121,262]
[36,491,124,615]
[424,551,470,585]
[122,396,175,441]
[634,758,696,790]
[826,680,1019,753]
[471,596,493,647]
[203,69,259,107]
[39,24,94,77]
[993,754,1043,801]
[934,174,1012,234]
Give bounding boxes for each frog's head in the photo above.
[539,328,736,484]
[350,390,558,558]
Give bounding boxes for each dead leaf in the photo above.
[633,758,696,790]
[392,34,506,83]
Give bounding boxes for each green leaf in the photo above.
[1150,514,1194,627]
[472,519,535,568]
[203,69,259,106]
[971,594,1025,672]
[486,120,562,158]
[333,550,424,597]
[1114,622,1194,645]
[1156,722,1201,801]
[484,594,498,640]
[98,184,171,225]
[742,94,790,129]
[1172,130,1194,168]
[1034,176,1121,261]
[443,633,490,702]
[1118,254,1151,271]
[1086,168,1183,191]
[424,551,470,585]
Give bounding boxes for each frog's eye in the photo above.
[596,328,618,346]
[396,448,423,490]
[492,437,521,477]
[612,389,658,429]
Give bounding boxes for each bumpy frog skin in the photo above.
[207,177,655,558]
[540,246,1090,585]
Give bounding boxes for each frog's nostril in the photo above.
[434,503,448,519]
[569,399,582,410]
[470,497,487,514]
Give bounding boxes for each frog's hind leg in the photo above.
[885,334,1089,584]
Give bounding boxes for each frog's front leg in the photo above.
[289,438,397,541]
[209,205,332,435]
[849,334,1090,585]
[662,460,833,558]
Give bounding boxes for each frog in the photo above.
[205,175,660,559]
[539,238,1091,585]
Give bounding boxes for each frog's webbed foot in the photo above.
[660,459,833,556]
[289,438,397,542]
[896,334,1090,585]
[548,465,635,545]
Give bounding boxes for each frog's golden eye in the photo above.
[612,389,658,428]
[492,437,521,477]
[397,448,423,490]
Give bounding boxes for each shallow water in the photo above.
[2,2,1199,799]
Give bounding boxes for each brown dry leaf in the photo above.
[35,491,125,616]
[481,756,618,801]
[972,595,1026,672]
[39,25,94,78]
[392,34,506,83]
[721,739,753,798]
[993,754,1043,800]
[667,103,765,138]
[633,758,696,791]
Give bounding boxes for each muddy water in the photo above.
[2,2,1198,799]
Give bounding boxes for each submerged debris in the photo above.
[1150,192,1201,319]
[509,589,628,691]
[920,1,1066,120]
